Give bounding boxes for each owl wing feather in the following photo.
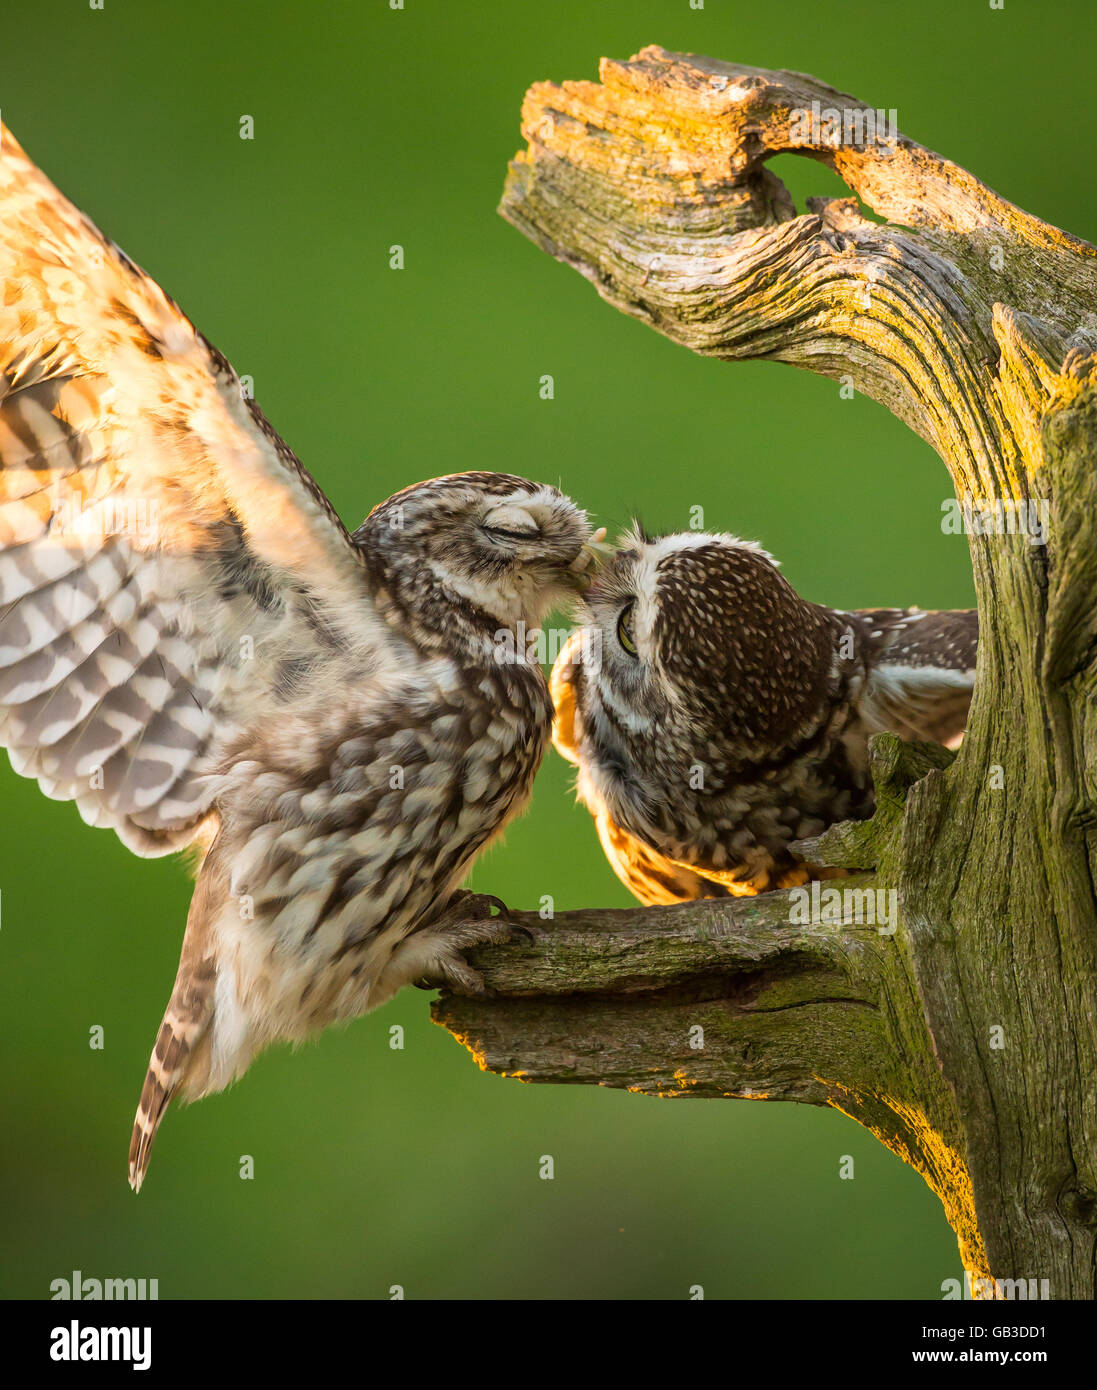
[552,603,979,906]
[855,607,978,745]
[0,123,386,854]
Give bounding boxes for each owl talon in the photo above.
[431,955,491,998]
[438,889,510,923]
[414,892,536,996]
[0,124,598,1189]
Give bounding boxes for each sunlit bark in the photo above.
[434,47,1097,1299]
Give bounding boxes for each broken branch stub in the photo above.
[431,47,1097,1296]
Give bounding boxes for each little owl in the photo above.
[0,123,598,1189]
[551,526,977,905]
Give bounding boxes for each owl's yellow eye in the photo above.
[617,601,638,656]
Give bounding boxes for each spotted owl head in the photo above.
[355,471,596,646]
[551,526,838,839]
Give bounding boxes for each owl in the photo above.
[551,526,977,905]
[0,122,599,1188]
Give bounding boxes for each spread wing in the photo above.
[855,608,978,745]
[0,122,387,855]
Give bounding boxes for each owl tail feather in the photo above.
[128,958,216,1193]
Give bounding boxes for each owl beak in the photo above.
[562,527,609,592]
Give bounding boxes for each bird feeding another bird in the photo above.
[550,525,976,905]
[0,117,976,1191]
[0,120,600,1190]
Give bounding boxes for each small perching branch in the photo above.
[433,47,1097,1297]
[438,738,988,1279]
[439,881,888,1103]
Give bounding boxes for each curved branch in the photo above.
[499,45,1097,498]
[429,46,1097,1294]
[434,886,884,1100]
[433,738,989,1278]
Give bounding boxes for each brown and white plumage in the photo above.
[0,122,595,1188]
[551,526,977,906]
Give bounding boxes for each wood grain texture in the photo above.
[434,46,1097,1297]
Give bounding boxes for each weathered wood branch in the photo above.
[439,884,887,1102]
[433,47,1097,1296]
[437,737,988,1278]
[498,46,1097,493]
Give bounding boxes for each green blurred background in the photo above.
[1,0,1091,1301]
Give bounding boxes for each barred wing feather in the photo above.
[0,123,383,855]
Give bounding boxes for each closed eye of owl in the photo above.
[0,121,604,1189]
[551,524,978,906]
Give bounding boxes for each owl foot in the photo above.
[412,891,533,996]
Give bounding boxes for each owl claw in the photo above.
[430,954,491,998]
[411,891,535,996]
[451,890,511,921]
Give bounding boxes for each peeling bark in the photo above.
[433,47,1097,1298]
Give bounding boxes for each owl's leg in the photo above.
[773,862,812,890]
[404,890,533,997]
[773,862,850,890]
